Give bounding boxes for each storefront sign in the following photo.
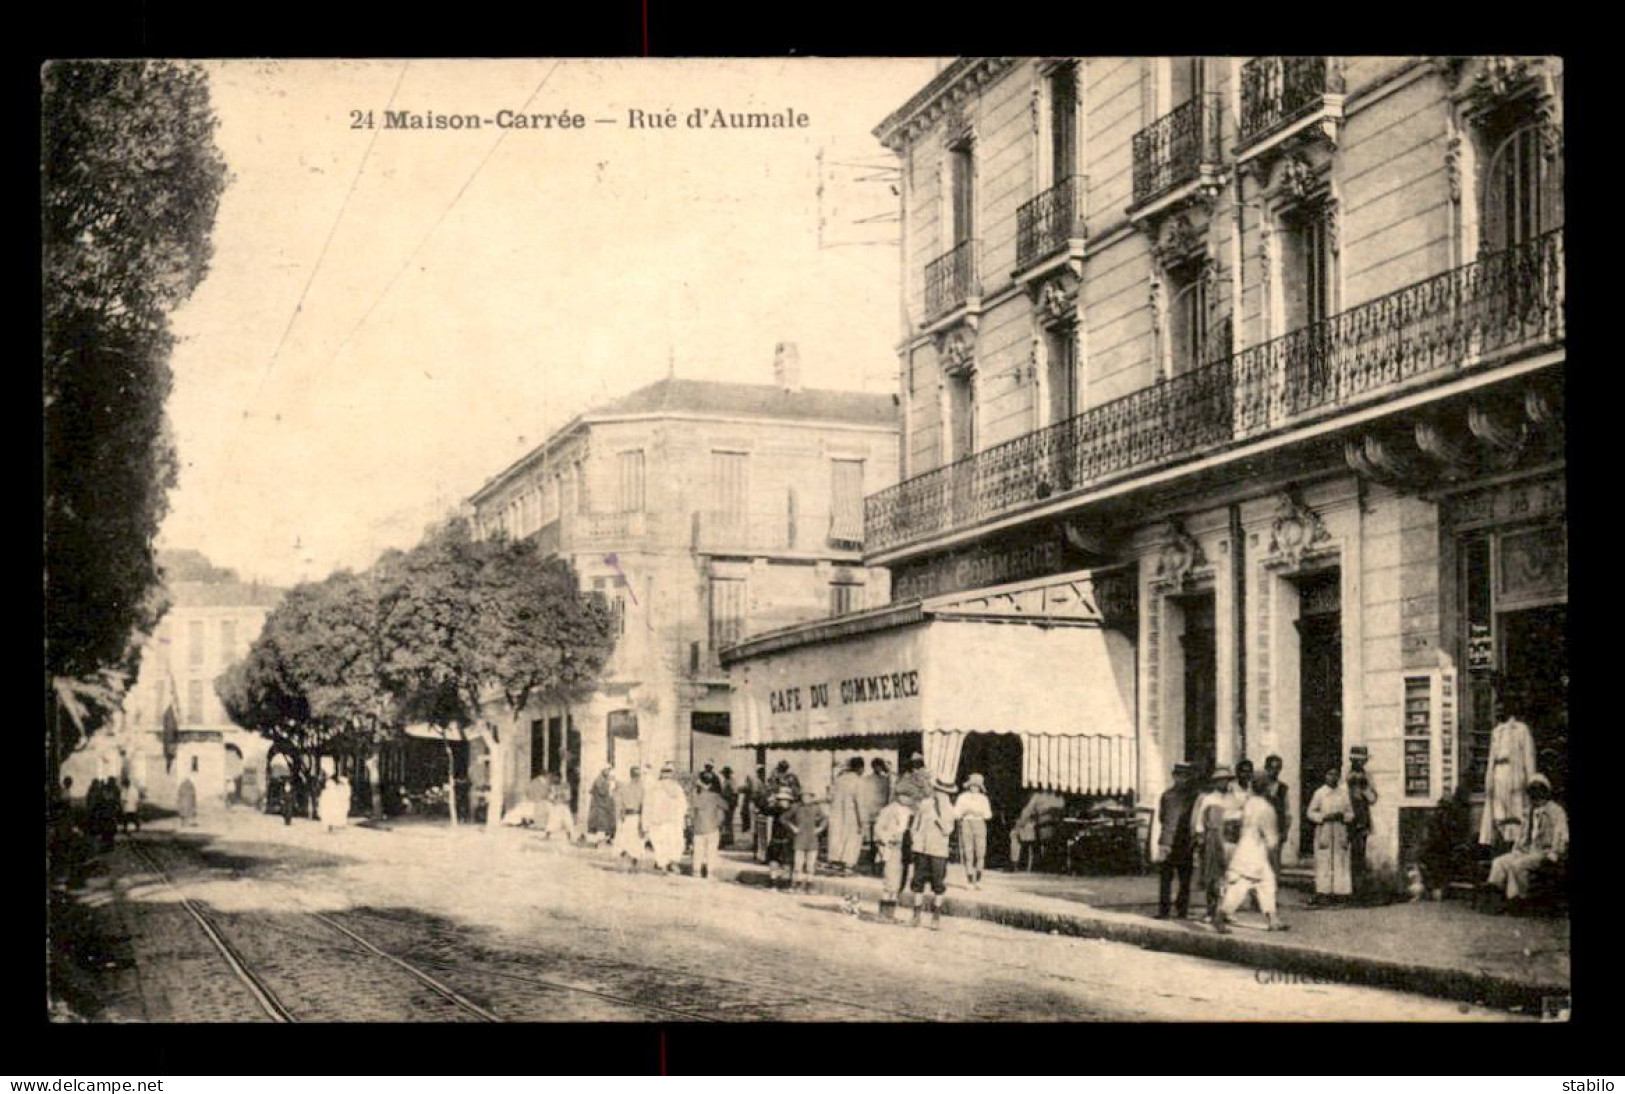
[892,525,1081,602]
[1449,477,1565,528]
[1467,622,1495,671]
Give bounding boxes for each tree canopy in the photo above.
[44,61,229,753]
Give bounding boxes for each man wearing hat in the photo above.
[872,788,917,920]
[1191,765,1239,922]
[955,773,993,889]
[643,761,690,874]
[894,752,933,888]
[1154,762,1198,919]
[612,766,647,871]
[1346,746,1379,900]
[1487,773,1568,903]
[907,776,959,929]
[764,784,799,889]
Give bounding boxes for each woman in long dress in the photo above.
[1306,766,1353,903]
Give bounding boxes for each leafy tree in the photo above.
[43,61,228,775]
[385,519,617,827]
[216,630,327,816]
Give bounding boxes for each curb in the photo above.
[724,862,1565,1013]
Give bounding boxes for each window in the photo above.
[709,577,746,650]
[574,461,588,515]
[1170,57,1205,109]
[544,475,560,525]
[830,459,865,544]
[187,679,205,725]
[188,620,205,667]
[830,582,863,618]
[949,143,976,246]
[1167,261,1210,375]
[593,576,627,636]
[1045,327,1078,425]
[1483,122,1562,253]
[220,620,237,661]
[1048,63,1078,187]
[711,451,749,528]
[529,719,547,779]
[1282,204,1335,331]
[947,372,976,460]
[191,756,199,774]
[618,451,646,513]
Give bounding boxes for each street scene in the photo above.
[45,56,1567,1026]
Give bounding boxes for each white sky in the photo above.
[158,58,943,586]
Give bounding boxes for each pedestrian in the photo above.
[766,759,802,799]
[1154,762,1198,919]
[783,788,828,893]
[1306,765,1353,904]
[718,766,738,849]
[826,757,865,875]
[278,775,296,826]
[873,789,917,921]
[1009,788,1065,872]
[1215,775,1288,933]
[90,778,118,850]
[742,764,766,840]
[1258,755,1291,880]
[907,777,957,930]
[120,777,141,836]
[320,773,351,832]
[1191,765,1236,922]
[587,766,618,846]
[764,785,798,890]
[612,766,647,871]
[1346,746,1379,901]
[1487,774,1568,905]
[955,772,992,889]
[895,751,933,804]
[542,781,578,842]
[858,758,891,873]
[1479,711,1537,850]
[644,762,689,874]
[175,775,198,829]
[689,772,729,880]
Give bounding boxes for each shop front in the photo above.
[724,568,1141,872]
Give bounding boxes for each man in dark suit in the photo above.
[1155,762,1198,919]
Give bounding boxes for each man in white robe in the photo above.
[643,762,689,873]
[1216,775,1286,932]
[1306,766,1353,901]
[1479,716,1537,848]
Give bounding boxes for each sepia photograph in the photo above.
[43,55,1568,1030]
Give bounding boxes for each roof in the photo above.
[470,377,897,503]
[585,377,895,427]
[167,581,285,609]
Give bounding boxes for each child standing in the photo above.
[783,788,828,894]
[873,790,917,920]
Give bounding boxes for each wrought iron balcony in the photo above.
[1017,175,1088,271]
[1131,94,1223,208]
[924,239,980,320]
[1238,57,1344,149]
[865,230,1565,555]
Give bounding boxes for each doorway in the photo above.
[1498,603,1568,798]
[1178,595,1217,772]
[1296,572,1343,856]
[955,733,1025,869]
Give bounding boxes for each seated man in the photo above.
[1487,774,1567,904]
[1418,783,1476,898]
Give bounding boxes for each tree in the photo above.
[385,519,617,828]
[216,631,326,815]
[43,61,228,776]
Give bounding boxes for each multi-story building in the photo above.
[467,351,898,820]
[722,57,1564,886]
[64,553,285,809]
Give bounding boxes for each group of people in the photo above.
[78,776,145,850]
[1155,755,1300,933]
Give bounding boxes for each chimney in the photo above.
[773,341,802,393]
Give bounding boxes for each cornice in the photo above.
[873,58,1020,152]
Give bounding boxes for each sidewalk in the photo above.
[702,844,1568,1012]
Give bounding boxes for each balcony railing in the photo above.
[1017,175,1088,271]
[866,230,1565,554]
[1131,93,1223,207]
[924,239,980,320]
[1238,57,1343,148]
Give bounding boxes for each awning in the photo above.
[729,569,1137,796]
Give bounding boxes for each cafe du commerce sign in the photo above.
[892,524,1082,602]
[748,625,925,743]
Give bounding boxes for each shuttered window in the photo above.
[830,459,865,544]
[711,451,749,528]
[618,451,646,513]
[709,577,746,650]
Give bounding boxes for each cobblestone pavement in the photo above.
[54,811,1531,1022]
